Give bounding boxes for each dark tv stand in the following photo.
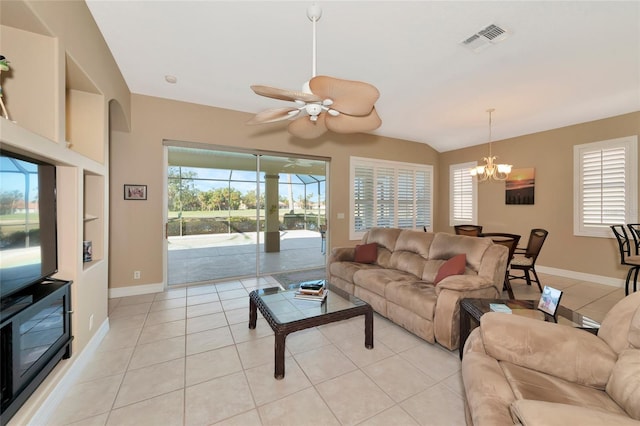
[0,278,73,425]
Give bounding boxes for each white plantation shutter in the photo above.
[574,136,637,237]
[450,162,477,226]
[350,157,433,239]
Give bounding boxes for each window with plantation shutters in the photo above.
[574,136,638,238]
[450,162,477,226]
[350,157,433,239]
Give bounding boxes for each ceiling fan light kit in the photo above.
[470,108,513,182]
[248,3,381,139]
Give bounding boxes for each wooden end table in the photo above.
[459,298,600,359]
[249,283,373,379]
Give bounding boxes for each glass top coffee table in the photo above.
[249,281,373,379]
[459,298,600,359]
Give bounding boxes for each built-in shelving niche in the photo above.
[65,54,105,164]
[83,172,104,269]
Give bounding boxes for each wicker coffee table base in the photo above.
[249,290,374,379]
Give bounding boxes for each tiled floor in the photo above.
[48,273,624,426]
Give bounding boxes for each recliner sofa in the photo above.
[462,291,640,425]
[327,227,508,350]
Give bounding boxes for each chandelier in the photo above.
[470,108,512,181]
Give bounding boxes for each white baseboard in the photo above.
[28,318,110,425]
[109,282,164,298]
[536,265,624,288]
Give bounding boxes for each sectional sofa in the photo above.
[327,227,508,350]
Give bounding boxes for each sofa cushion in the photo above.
[353,268,416,297]
[510,400,640,426]
[329,261,380,284]
[385,280,437,320]
[354,243,377,263]
[428,232,492,272]
[434,254,466,284]
[605,349,640,420]
[598,291,640,354]
[388,230,433,277]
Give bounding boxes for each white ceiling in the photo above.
[85,1,640,152]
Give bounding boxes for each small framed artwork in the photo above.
[506,168,535,205]
[538,285,563,317]
[124,184,147,200]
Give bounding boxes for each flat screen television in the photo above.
[0,149,57,300]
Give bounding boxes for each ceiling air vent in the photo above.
[461,24,509,52]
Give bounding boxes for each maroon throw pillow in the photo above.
[434,254,466,285]
[354,243,377,264]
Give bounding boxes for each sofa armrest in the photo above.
[434,274,496,294]
[327,247,356,263]
[480,312,617,389]
[510,400,640,426]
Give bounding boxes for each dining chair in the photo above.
[509,228,548,292]
[627,224,640,255]
[454,224,483,237]
[611,225,640,295]
[480,233,521,299]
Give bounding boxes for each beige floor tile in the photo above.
[218,288,249,301]
[187,301,224,318]
[115,294,157,306]
[374,324,424,353]
[213,409,261,426]
[224,307,251,325]
[154,287,187,300]
[230,318,274,343]
[245,357,312,406]
[186,325,234,355]
[185,345,243,387]
[316,370,395,425]
[236,335,287,370]
[400,383,466,426]
[184,372,255,426]
[294,343,357,384]
[76,347,134,384]
[363,355,435,402]
[187,292,221,306]
[106,389,184,426]
[221,297,249,311]
[214,280,244,292]
[138,319,186,344]
[285,327,332,355]
[114,358,185,409]
[186,284,218,296]
[187,311,229,334]
[332,334,395,368]
[257,387,339,426]
[96,326,141,352]
[128,336,186,370]
[145,307,186,326]
[109,302,151,319]
[49,374,122,425]
[357,405,419,426]
[67,413,109,426]
[108,313,147,331]
[317,318,364,343]
[149,297,187,312]
[399,344,461,381]
[442,371,466,398]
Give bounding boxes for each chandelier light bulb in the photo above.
[470,109,512,182]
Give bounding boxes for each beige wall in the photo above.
[109,94,439,289]
[438,112,640,282]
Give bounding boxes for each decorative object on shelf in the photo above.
[0,55,11,121]
[124,184,147,200]
[83,241,93,262]
[506,167,535,205]
[470,108,512,182]
[247,3,381,139]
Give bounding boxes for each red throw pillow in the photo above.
[434,254,466,285]
[354,243,378,264]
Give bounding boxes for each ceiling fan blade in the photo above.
[247,107,300,125]
[251,85,321,103]
[325,107,382,134]
[309,76,380,116]
[288,114,328,139]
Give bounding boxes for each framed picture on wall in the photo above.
[506,168,535,205]
[124,184,147,200]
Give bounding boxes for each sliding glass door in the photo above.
[165,145,327,286]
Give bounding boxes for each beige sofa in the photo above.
[462,291,640,425]
[327,227,508,350]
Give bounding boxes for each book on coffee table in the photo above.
[294,289,328,302]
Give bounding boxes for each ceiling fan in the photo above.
[247,3,382,139]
